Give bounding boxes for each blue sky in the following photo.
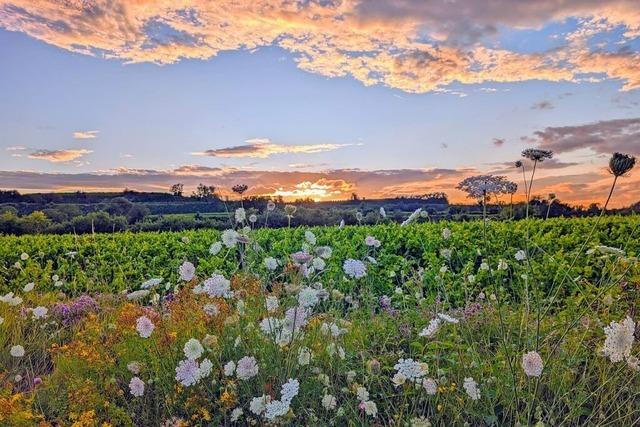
[1,1,639,205]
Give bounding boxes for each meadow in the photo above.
[1,152,639,426]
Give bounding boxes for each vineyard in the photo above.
[1,214,640,425]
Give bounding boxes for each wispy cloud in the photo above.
[73,130,99,139]
[492,138,506,147]
[1,1,638,93]
[28,149,93,162]
[531,100,554,110]
[6,145,27,151]
[192,138,353,158]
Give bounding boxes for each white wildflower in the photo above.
[136,316,154,338]
[236,356,259,380]
[183,338,204,360]
[209,242,223,255]
[463,377,481,400]
[322,394,337,410]
[422,378,438,395]
[222,229,239,248]
[343,259,366,279]
[179,261,195,281]
[264,257,278,271]
[129,377,145,397]
[224,361,236,377]
[235,208,246,223]
[603,316,636,363]
[10,345,25,357]
[419,318,442,337]
[32,306,48,319]
[23,282,35,292]
[522,351,544,377]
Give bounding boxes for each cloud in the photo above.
[28,149,93,162]
[192,138,352,158]
[6,145,27,151]
[0,1,639,93]
[492,138,506,147]
[523,117,640,155]
[73,130,99,139]
[531,100,554,110]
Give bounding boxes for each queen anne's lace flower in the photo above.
[265,400,290,420]
[298,287,319,308]
[203,303,219,316]
[199,358,213,378]
[515,250,527,261]
[393,358,428,383]
[141,278,163,289]
[603,316,636,363]
[129,377,145,397]
[521,351,544,377]
[179,261,195,281]
[305,230,316,245]
[235,208,246,223]
[463,377,481,400]
[127,361,141,374]
[437,313,459,324]
[265,296,279,313]
[32,306,48,319]
[136,316,154,338]
[250,395,269,415]
[365,236,381,247]
[224,361,236,377]
[298,347,311,366]
[23,282,35,292]
[10,345,25,357]
[343,259,366,279]
[419,318,441,337]
[236,356,259,380]
[322,394,337,410]
[280,378,299,404]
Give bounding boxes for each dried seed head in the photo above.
[521,148,553,162]
[608,152,636,177]
[514,160,523,168]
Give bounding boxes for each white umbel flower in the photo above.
[463,377,480,400]
[343,259,366,279]
[179,261,195,281]
[222,229,239,248]
[209,242,223,255]
[521,351,543,377]
[136,316,154,338]
[419,318,442,338]
[235,208,246,223]
[603,316,636,363]
[322,394,337,410]
[10,345,25,357]
[129,377,145,397]
[236,356,259,380]
[264,257,278,271]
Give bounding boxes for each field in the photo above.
[1,215,640,425]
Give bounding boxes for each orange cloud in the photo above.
[73,130,99,139]
[192,138,352,158]
[27,149,93,162]
[1,1,638,93]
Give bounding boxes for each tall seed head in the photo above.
[608,152,636,177]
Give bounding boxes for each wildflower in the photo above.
[361,401,378,417]
[442,227,451,239]
[422,378,438,395]
[463,377,480,400]
[365,235,381,247]
[199,358,213,378]
[267,200,276,211]
[181,236,190,244]
[250,395,269,415]
[0,292,22,306]
[515,250,526,261]
[316,246,333,259]
[284,204,297,217]
[343,259,366,279]
[127,362,141,374]
[202,274,233,298]
[265,296,279,313]
[129,377,145,397]
[298,287,319,308]
[394,358,428,383]
[235,208,246,223]
[346,370,357,382]
[175,359,201,387]
[392,372,407,387]
[627,355,640,372]
[33,377,42,386]
[127,290,150,301]
[379,207,386,218]
[32,306,48,319]
[356,387,369,402]
[515,160,523,168]
[298,347,311,366]
[497,259,508,270]
[183,338,204,360]
[401,208,422,226]
[10,345,25,357]
[203,303,220,316]
[136,316,154,338]
[437,313,459,324]
[322,394,337,410]
[179,261,195,281]
[231,407,243,422]
[141,278,163,289]
[264,257,278,271]
[280,378,299,403]
[419,318,442,337]
[312,257,326,270]
[23,282,35,292]
[608,152,636,177]
[305,230,317,245]
[249,214,257,223]
[222,229,239,248]
[521,148,553,162]
[224,361,236,377]
[0,316,3,325]
[236,356,259,380]
[522,351,544,377]
[265,400,290,420]
[209,242,222,255]
[457,175,513,199]
[602,316,635,363]
[20,252,29,260]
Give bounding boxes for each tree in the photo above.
[170,183,184,197]
[192,183,216,200]
[127,204,150,224]
[20,211,51,234]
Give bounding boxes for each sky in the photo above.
[1,0,640,206]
